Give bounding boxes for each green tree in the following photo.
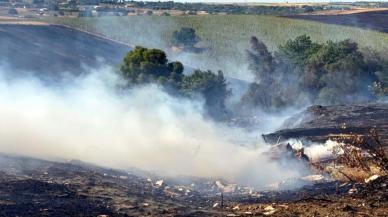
[241,35,385,110]
[306,40,376,103]
[240,82,271,110]
[277,35,321,66]
[171,27,200,48]
[120,46,183,84]
[241,36,285,112]
[120,47,230,119]
[181,70,230,119]
[168,61,184,83]
[246,36,274,83]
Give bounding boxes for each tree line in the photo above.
[241,35,388,113]
[122,1,329,15]
[119,35,388,119]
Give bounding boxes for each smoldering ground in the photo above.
[0,65,308,188]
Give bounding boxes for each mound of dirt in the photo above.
[263,103,388,149]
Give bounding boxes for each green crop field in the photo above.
[41,15,388,79]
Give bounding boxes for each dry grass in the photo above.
[317,129,388,182]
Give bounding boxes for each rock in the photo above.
[365,175,380,183]
[278,204,289,209]
[155,179,164,187]
[264,206,275,211]
[301,174,325,182]
[119,176,128,180]
[215,180,237,193]
[348,188,357,194]
[251,193,263,198]
[263,206,276,215]
[263,210,276,215]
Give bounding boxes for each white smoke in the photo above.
[304,140,343,163]
[0,65,304,187]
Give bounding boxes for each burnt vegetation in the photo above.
[1,147,387,216]
[0,24,130,76]
[329,129,388,181]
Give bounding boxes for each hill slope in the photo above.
[0,23,131,76]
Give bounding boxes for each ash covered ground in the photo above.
[0,153,387,217]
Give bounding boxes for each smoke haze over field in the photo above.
[0,66,305,187]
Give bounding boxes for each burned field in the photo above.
[1,103,388,217]
[0,23,131,76]
[286,10,388,33]
[0,155,219,217]
[0,151,387,217]
[0,14,388,217]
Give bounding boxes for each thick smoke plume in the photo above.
[0,65,307,187]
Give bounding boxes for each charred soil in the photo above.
[0,154,387,217]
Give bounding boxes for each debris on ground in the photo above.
[0,151,387,216]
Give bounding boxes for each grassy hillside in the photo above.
[41,15,388,79]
